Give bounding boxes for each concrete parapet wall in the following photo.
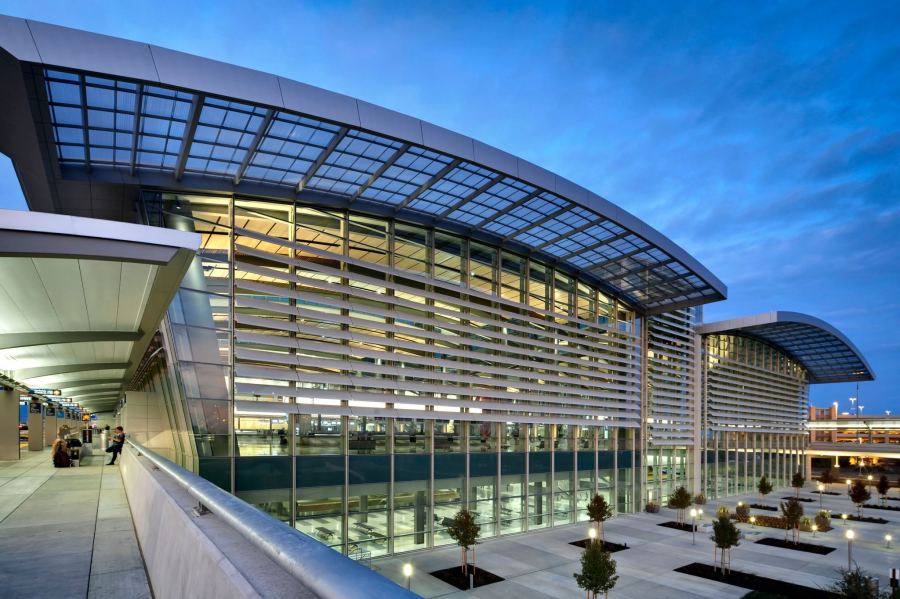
[120,448,264,599]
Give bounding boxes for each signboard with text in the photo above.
[29,388,61,396]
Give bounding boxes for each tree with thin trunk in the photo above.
[758,475,773,501]
[574,541,618,599]
[781,498,804,545]
[711,516,741,574]
[447,509,480,577]
[819,468,835,491]
[791,471,805,497]
[876,475,890,506]
[587,494,612,542]
[668,486,693,525]
[849,479,871,518]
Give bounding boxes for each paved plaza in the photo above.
[376,485,899,598]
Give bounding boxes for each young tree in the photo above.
[574,543,619,599]
[711,516,741,574]
[791,471,805,498]
[758,475,773,501]
[780,498,804,545]
[587,494,613,542]
[668,486,693,525]
[819,468,835,491]
[447,509,481,577]
[876,475,890,506]
[849,479,872,518]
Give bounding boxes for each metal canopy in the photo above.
[0,15,726,315]
[696,311,875,384]
[0,209,198,412]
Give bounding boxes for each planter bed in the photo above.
[735,514,832,533]
[755,537,835,555]
[749,503,778,511]
[781,496,815,503]
[887,497,900,502]
[864,503,900,512]
[429,564,504,590]
[674,562,839,598]
[569,538,629,552]
[830,514,889,524]
[657,521,697,532]
[814,491,842,496]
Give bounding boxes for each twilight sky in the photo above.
[1,1,897,413]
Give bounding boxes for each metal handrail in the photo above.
[124,439,417,599]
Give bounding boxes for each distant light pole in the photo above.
[886,534,893,549]
[846,530,855,570]
[403,563,413,591]
[818,483,825,509]
[867,474,874,494]
[588,527,597,544]
[812,524,818,537]
[842,513,849,525]
[749,516,756,528]
[690,508,698,545]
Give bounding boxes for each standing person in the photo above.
[105,426,125,465]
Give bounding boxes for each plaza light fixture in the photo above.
[812,524,818,537]
[403,563,413,591]
[846,530,855,570]
[588,528,597,542]
[818,483,825,508]
[886,534,893,549]
[749,516,756,527]
[842,513,849,525]
[690,509,698,545]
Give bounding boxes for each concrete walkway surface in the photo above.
[0,446,152,598]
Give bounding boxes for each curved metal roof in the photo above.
[0,15,726,315]
[696,311,875,384]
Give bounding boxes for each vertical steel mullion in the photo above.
[289,205,297,528]
[549,424,555,527]
[428,419,434,549]
[524,423,530,531]
[228,196,236,495]
[387,417,394,555]
[612,427,618,514]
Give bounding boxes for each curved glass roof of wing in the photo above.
[30,57,725,314]
[697,311,875,384]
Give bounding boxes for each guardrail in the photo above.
[125,439,417,599]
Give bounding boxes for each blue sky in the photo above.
[1,1,897,413]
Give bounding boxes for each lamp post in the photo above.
[812,524,818,537]
[846,479,852,496]
[402,563,413,591]
[846,530,855,570]
[867,474,873,494]
[842,513,849,526]
[818,483,824,509]
[886,534,893,549]
[588,527,597,544]
[749,516,756,528]
[690,508,698,545]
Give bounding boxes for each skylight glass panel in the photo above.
[243,112,340,186]
[359,146,453,205]
[136,85,194,170]
[406,162,495,214]
[306,130,402,196]
[446,178,534,224]
[184,97,268,177]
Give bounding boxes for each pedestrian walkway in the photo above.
[0,446,151,598]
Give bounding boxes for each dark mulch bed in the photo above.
[781,496,815,503]
[569,538,629,552]
[657,521,697,532]
[829,513,889,524]
[816,491,842,496]
[887,496,900,502]
[755,537,836,555]
[864,503,900,512]
[429,564,504,590]
[675,562,839,598]
[749,503,778,511]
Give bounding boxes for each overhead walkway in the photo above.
[0,447,151,598]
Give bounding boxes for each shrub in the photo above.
[819,468,835,489]
[828,566,888,599]
[735,503,750,519]
[814,509,830,531]
[781,498,804,544]
[876,475,890,506]
[574,542,619,599]
[693,493,707,506]
[791,472,805,497]
[758,475,773,499]
[716,505,730,519]
[711,516,741,574]
[645,501,660,513]
[447,509,481,576]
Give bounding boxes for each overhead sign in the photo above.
[30,388,61,396]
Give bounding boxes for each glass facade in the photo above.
[701,334,808,498]
[138,192,642,556]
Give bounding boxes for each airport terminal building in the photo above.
[0,16,875,559]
